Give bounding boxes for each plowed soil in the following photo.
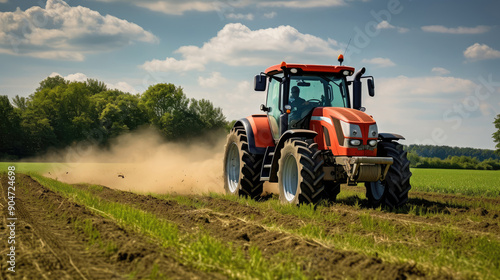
[1,174,499,279]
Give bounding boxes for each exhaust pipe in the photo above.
[352,67,365,110]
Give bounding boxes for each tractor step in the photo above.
[260,146,275,181]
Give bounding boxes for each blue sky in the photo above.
[1,0,499,149]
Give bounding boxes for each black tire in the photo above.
[277,138,326,205]
[324,181,341,202]
[365,141,412,208]
[223,127,264,199]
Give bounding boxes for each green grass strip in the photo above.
[164,192,499,280]
[29,173,307,279]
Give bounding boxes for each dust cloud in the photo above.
[45,128,226,195]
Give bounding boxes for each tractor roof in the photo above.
[265,61,355,75]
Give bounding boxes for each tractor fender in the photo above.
[378,133,405,142]
[233,115,274,155]
[268,129,318,182]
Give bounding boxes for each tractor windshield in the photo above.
[289,75,348,108]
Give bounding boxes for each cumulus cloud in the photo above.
[421,25,490,34]
[141,23,341,72]
[93,0,350,15]
[198,72,227,87]
[376,20,409,33]
[49,72,138,93]
[226,13,254,20]
[464,43,500,61]
[431,67,450,76]
[365,74,500,148]
[378,76,476,98]
[263,12,277,19]
[258,0,346,8]
[0,0,157,61]
[361,57,395,68]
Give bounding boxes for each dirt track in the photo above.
[1,174,499,279]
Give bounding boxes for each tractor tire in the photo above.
[223,127,264,199]
[365,141,412,209]
[324,181,341,202]
[277,138,326,205]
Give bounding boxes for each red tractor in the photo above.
[223,57,411,208]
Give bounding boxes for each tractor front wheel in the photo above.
[223,127,264,199]
[277,139,325,205]
[365,141,412,208]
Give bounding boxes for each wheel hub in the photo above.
[282,154,298,202]
[226,142,240,193]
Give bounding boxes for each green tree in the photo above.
[494,114,500,155]
[12,95,28,111]
[0,96,23,158]
[92,90,147,140]
[36,75,67,92]
[141,83,190,140]
[189,98,226,131]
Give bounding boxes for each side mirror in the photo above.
[367,78,375,97]
[254,74,267,91]
[260,104,269,112]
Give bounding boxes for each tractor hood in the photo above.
[309,107,378,156]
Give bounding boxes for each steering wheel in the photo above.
[307,99,321,104]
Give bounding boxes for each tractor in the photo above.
[223,56,411,208]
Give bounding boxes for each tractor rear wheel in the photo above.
[365,141,412,208]
[223,127,264,199]
[277,139,326,205]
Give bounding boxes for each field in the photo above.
[1,164,499,279]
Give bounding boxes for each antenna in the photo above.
[344,37,352,57]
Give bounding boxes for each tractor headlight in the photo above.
[340,121,362,138]
[350,139,362,146]
[368,124,378,138]
[368,140,378,147]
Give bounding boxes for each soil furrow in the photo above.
[73,182,448,279]
[0,174,222,280]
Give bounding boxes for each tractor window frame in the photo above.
[266,74,283,139]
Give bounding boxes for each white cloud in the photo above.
[49,72,138,93]
[0,0,157,61]
[361,57,395,68]
[377,76,476,97]
[431,67,450,76]
[464,43,500,61]
[258,0,346,8]
[107,81,138,93]
[141,23,341,73]
[376,20,409,33]
[226,13,254,20]
[136,1,219,15]
[93,0,349,15]
[198,72,227,88]
[421,25,490,34]
[142,57,205,72]
[263,12,277,19]
[50,72,88,82]
[362,75,500,148]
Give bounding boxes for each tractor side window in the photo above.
[266,77,281,139]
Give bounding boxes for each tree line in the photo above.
[405,144,500,161]
[0,76,227,159]
[407,153,500,170]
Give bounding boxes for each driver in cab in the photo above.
[289,86,309,127]
[290,86,308,111]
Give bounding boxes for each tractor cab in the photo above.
[256,61,373,140]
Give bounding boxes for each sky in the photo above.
[0,0,499,149]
